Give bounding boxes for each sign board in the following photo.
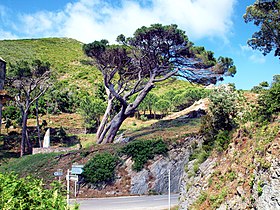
[70,175,79,182]
[66,174,78,182]
[71,165,84,175]
[53,169,63,177]
[54,171,63,176]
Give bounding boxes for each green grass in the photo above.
[0,153,59,178]
[0,38,101,93]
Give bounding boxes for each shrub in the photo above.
[120,138,168,171]
[0,173,72,210]
[257,81,280,121]
[214,130,231,151]
[82,152,118,185]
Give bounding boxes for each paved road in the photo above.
[71,194,179,210]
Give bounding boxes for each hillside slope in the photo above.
[0,38,101,92]
[179,121,280,210]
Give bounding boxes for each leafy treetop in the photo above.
[244,0,280,58]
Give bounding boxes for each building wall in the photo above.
[0,58,6,90]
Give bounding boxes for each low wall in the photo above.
[32,147,79,155]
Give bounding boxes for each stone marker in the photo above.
[43,128,50,148]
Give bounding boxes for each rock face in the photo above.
[253,158,280,209]
[178,129,280,210]
[128,136,203,195]
[179,157,217,209]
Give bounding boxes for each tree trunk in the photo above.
[36,99,42,147]
[96,97,113,142]
[0,103,2,135]
[104,112,127,143]
[20,111,28,157]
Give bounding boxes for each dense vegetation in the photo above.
[120,138,168,171]
[0,173,73,210]
[82,152,119,185]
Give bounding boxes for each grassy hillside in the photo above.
[0,38,101,92]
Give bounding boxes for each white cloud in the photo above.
[0,29,18,40]
[240,44,266,64]
[2,0,236,43]
[249,54,266,64]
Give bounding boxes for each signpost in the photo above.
[54,169,63,182]
[71,164,84,175]
[66,164,84,205]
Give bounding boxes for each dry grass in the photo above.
[27,113,84,129]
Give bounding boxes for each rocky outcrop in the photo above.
[128,136,204,195]
[179,157,217,209]
[178,128,280,210]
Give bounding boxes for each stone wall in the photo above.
[32,147,79,155]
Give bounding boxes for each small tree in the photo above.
[200,85,240,145]
[78,97,106,133]
[7,60,51,156]
[84,24,236,143]
[257,77,280,120]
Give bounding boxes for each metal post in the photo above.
[74,181,77,197]
[168,168,171,210]
[67,169,70,206]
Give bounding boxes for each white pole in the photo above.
[67,169,70,206]
[168,168,171,210]
[74,181,77,197]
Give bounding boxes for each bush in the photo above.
[257,81,280,121]
[214,130,230,151]
[0,173,71,210]
[82,152,118,185]
[120,138,168,171]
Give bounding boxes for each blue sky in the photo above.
[0,0,279,90]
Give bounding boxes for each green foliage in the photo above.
[257,180,264,196]
[209,187,228,209]
[244,1,280,58]
[154,99,171,115]
[208,86,238,132]
[2,105,21,123]
[257,80,280,120]
[120,138,168,171]
[195,191,208,205]
[0,173,70,210]
[137,92,158,115]
[82,152,118,185]
[214,130,231,152]
[78,97,106,133]
[44,82,82,114]
[200,86,239,148]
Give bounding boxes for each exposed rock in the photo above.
[179,157,217,209]
[128,136,203,195]
[253,159,280,210]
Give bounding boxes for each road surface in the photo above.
[71,194,179,210]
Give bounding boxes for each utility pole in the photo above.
[168,168,171,210]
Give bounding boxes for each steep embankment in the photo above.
[179,121,280,210]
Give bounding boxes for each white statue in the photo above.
[43,128,50,148]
